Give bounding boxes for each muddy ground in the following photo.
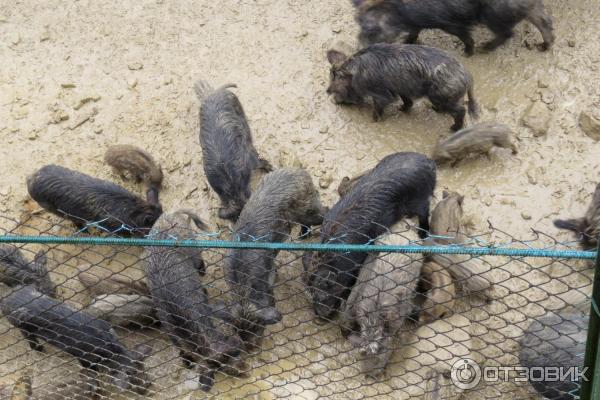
[0,0,599,399]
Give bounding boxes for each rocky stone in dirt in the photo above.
[68,107,98,130]
[127,78,138,89]
[319,175,333,189]
[521,212,532,220]
[73,95,101,110]
[579,109,600,141]
[128,62,143,70]
[60,82,76,89]
[522,100,551,137]
[48,104,69,124]
[537,75,550,89]
[40,26,50,42]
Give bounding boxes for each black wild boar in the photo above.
[194,80,272,221]
[354,0,554,55]
[432,122,518,166]
[104,144,164,205]
[341,229,423,378]
[0,245,54,296]
[144,212,243,391]
[326,44,478,130]
[147,210,208,276]
[27,165,162,236]
[0,285,152,395]
[305,152,436,320]
[225,168,326,349]
[554,183,600,250]
[519,310,586,400]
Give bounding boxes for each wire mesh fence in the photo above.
[0,212,595,400]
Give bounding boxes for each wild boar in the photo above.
[353,0,554,55]
[27,165,162,236]
[305,152,436,320]
[0,245,54,297]
[194,80,272,221]
[326,44,478,130]
[0,285,152,395]
[225,168,326,349]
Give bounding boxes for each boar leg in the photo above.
[526,5,554,50]
[405,29,421,44]
[483,25,515,51]
[20,330,44,352]
[399,96,413,112]
[445,27,475,56]
[448,104,467,131]
[372,96,391,122]
[417,207,431,239]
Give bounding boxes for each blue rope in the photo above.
[0,235,596,259]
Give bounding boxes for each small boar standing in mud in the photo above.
[305,152,436,320]
[0,285,152,395]
[341,228,423,378]
[353,0,554,55]
[326,44,478,130]
[144,211,243,391]
[433,122,518,166]
[554,183,600,250]
[194,80,272,221]
[429,191,466,244]
[225,168,326,349]
[0,245,54,296]
[104,144,164,205]
[27,165,162,236]
[427,191,493,296]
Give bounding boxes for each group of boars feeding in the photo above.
[0,0,597,398]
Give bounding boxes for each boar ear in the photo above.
[132,343,153,361]
[327,50,348,67]
[442,190,450,199]
[457,194,465,206]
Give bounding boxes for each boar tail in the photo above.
[194,80,237,101]
[467,82,479,120]
[553,218,583,234]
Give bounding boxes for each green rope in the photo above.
[0,235,596,259]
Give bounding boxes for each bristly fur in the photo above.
[327,44,477,131]
[0,245,54,297]
[195,80,272,221]
[353,0,554,55]
[306,152,436,319]
[225,168,326,348]
[27,165,162,236]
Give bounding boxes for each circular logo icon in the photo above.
[451,358,482,390]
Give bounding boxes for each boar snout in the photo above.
[255,306,282,325]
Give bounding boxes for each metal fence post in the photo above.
[581,239,600,400]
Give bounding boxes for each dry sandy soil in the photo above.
[0,0,599,399]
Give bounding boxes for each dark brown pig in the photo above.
[27,165,162,236]
[326,44,478,130]
[225,168,326,349]
[305,152,436,320]
[353,0,554,55]
[194,80,272,221]
[144,211,243,392]
[0,285,152,395]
